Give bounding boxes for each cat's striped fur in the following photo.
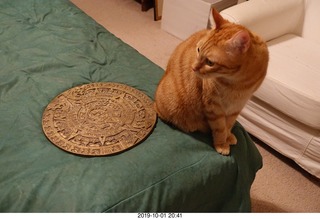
[154,8,269,155]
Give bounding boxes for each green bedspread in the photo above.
[0,0,262,212]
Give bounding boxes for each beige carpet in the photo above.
[71,0,320,212]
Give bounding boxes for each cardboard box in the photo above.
[161,0,238,40]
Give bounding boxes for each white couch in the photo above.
[220,0,320,179]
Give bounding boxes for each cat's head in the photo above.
[192,8,251,79]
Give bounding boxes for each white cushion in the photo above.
[220,0,304,41]
[302,0,320,44]
[254,34,320,129]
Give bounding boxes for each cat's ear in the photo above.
[212,7,227,29]
[227,30,251,54]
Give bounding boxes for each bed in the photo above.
[0,0,262,212]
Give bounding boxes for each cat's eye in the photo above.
[197,48,200,53]
[206,59,214,66]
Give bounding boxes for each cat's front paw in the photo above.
[214,134,237,155]
[227,133,237,145]
[214,143,230,156]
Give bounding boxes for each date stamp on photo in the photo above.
[137,213,182,218]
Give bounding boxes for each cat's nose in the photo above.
[192,66,198,72]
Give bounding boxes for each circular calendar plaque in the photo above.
[42,82,157,156]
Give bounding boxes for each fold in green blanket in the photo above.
[0,0,262,212]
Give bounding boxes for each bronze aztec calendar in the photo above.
[42,82,157,156]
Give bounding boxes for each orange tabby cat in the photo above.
[154,8,269,155]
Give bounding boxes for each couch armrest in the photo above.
[219,0,305,41]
